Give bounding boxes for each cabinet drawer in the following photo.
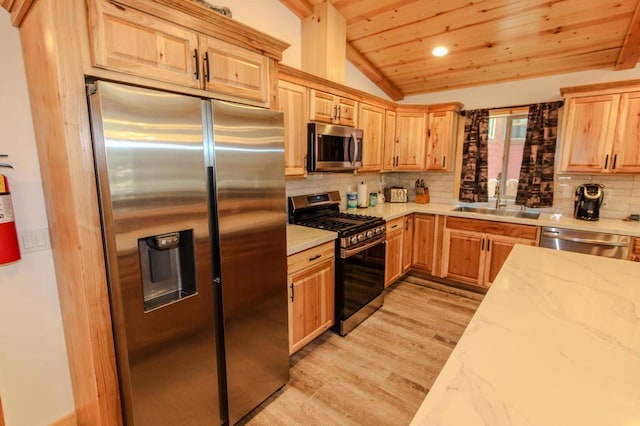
[386,217,404,235]
[287,241,335,275]
[446,216,538,240]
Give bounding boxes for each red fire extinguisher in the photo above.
[0,167,21,264]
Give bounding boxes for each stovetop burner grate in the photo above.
[296,212,383,233]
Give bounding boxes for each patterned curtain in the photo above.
[515,101,563,208]
[458,109,489,203]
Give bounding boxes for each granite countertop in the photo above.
[345,202,640,237]
[410,244,640,425]
[286,202,640,256]
[286,224,337,256]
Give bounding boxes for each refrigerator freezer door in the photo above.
[90,81,223,425]
[211,100,289,424]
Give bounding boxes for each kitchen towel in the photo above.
[357,182,368,208]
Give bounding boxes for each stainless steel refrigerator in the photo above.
[88,81,289,425]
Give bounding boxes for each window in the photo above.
[487,111,528,202]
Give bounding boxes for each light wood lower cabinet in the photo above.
[443,217,539,287]
[411,213,435,273]
[402,215,414,273]
[384,217,404,287]
[629,237,640,262]
[287,242,335,355]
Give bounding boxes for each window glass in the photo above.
[487,114,527,201]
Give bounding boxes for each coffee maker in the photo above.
[574,183,604,221]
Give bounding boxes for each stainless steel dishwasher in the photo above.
[540,227,630,259]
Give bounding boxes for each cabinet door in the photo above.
[402,215,414,273]
[199,35,270,104]
[612,92,640,173]
[358,103,385,172]
[426,110,457,171]
[278,81,308,177]
[88,0,200,88]
[382,110,397,170]
[309,90,337,123]
[288,259,334,355]
[560,95,618,173]
[484,237,536,285]
[336,97,357,127]
[384,218,404,287]
[443,229,484,285]
[396,112,426,170]
[412,214,435,272]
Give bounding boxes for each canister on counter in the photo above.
[346,192,358,209]
[369,192,377,207]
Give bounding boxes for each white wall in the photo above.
[0,13,74,426]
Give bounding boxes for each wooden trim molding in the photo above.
[1,0,35,26]
[50,412,78,426]
[19,0,122,424]
[616,0,640,70]
[346,43,403,101]
[280,0,404,101]
[560,79,640,96]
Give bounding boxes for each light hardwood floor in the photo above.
[240,274,483,425]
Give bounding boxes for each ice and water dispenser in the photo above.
[138,229,197,311]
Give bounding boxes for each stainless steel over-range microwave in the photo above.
[307,122,363,172]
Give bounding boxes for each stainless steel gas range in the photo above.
[289,191,386,335]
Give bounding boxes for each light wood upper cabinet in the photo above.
[309,89,357,126]
[561,86,640,174]
[395,111,426,170]
[412,213,435,273]
[358,103,385,172]
[382,109,397,170]
[426,110,458,171]
[88,0,200,88]
[287,242,335,355]
[199,36,269,104]
[278,80,308,177]
[612,92,640,173]
[443,217,539,287]
[560,94,618,173]
[88,0,272,105]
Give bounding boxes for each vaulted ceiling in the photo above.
[280,0,640,100]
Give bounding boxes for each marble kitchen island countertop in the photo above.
[286,224,337,256]
[410,244,640,426]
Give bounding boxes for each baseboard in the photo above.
[49,411,77,426]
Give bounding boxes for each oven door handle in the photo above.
[342,234,386,258]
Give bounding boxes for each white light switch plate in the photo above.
[19,228,50,254]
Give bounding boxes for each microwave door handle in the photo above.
[350,132,358,166]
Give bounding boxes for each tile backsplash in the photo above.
[286,172,640,220]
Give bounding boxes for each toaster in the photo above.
[384,187,408,203]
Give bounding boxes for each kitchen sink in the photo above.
[452,206,540,220]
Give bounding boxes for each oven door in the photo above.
[308,123,363,171]
[336,235,385,335]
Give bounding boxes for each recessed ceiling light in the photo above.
[432,46,448,57]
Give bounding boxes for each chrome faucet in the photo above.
[495,173,507,209]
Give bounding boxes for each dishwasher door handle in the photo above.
[542,232,629,247]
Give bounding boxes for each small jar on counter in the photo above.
[369,192,377,207]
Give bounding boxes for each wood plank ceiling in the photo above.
[280,0,640,100]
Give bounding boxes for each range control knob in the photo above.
[374,226,382,235]
[366,230,374,238]
[357,233,365,242]
[350,236,359,245]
